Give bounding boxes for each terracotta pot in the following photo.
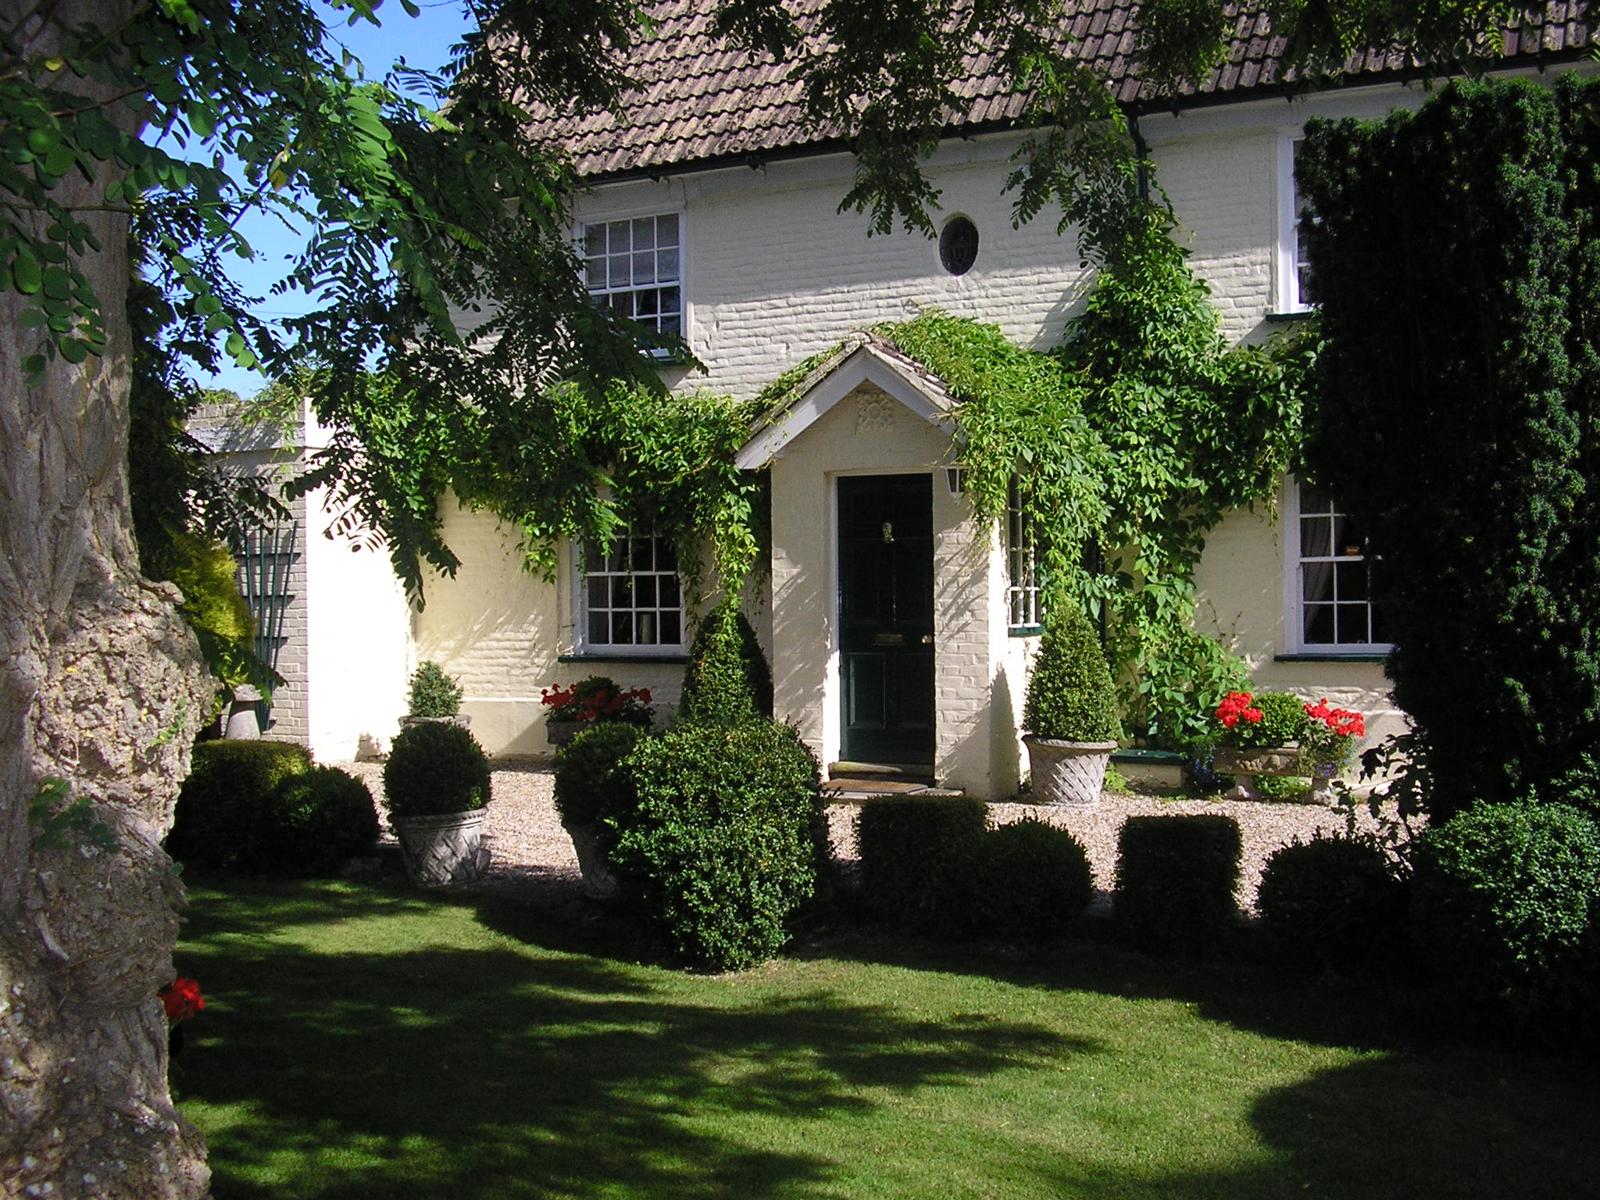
[1023,736,1117,808]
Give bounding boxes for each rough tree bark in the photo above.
[1,2,213,1196]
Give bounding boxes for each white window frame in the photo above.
[1283,477,1391,655]
[1005,478,1045,633]
[573,527,687,657]
[1274,134,1314,314]
[579,208,687,352]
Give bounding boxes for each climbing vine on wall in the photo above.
[863,204,1306,746]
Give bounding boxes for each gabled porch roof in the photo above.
[735,333,963,470]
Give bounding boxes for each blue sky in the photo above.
[197,0,473,395]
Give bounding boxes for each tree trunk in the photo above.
[1,3,213,1196]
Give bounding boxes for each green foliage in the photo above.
[610,719,823,971]
[1022,605,1122,742]
[261,767,382,875]
[1251,774,1315,802]
[552,722,646,841]
[680,606,774,727]
[28,777,118,854]
[1299,75,1600,820]
[406,661,463,718]
[1411,802,1600,1036]
[859,284,1298,750]
[974,820,1095,940]
[168,740,314,868]
[382,721,491,821]
[1114,814,1242,955]
[1232,692,1311,750]
[855,796,989,935]
[1257,835,1404,974]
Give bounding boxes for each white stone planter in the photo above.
[1023,736,1117,808]
[1213,746,1336,804]
[394,809,490,887]
[564,822,620,900]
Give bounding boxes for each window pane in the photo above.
[1336,561,1368,601]
[588,611,608,645]
[1336,604,1370,644]
[1304,603,1335,644]
[608,220,630,253]
[611,612,634,644]
[635,576,657,606]
[657,247,680,281]
[633,251,655,285]
[657,540,678,571]
[632,217,654,250]
[659,286,680,317]
[1332,516,1364,557]
[659,314,681,336]
[586,257,607,289]
[1298,482,1329,513]
[584,545,604,573]
[610,253,631,287]
[660,576,680,607]
[1371,602,1390,645]
[659,611,681,645]
[610,576,633,606]
[1302,562,1333,603]
[657,212,679,244]
[584,224,606,255]
[1300,516,1331,558]
[635,288,658,317]
[587,577,607,608]
[637,611,657,644]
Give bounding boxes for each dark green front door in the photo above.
[838,474,934,766]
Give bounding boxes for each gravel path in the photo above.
[343,762,1367,913]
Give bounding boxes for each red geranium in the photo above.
[160,976,205,1024]
[1215,691,1264,730]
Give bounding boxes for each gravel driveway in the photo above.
[343,761,1369,913]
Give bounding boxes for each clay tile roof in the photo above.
[522,0,1591,180]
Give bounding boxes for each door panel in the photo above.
[838,474,934,765]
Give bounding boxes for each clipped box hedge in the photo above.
[856,795,988,934]
[1114,814,1242,955]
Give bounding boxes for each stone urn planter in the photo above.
[546,719,585,748]
[1024,736,1118,808]
[1213,745,1334,803]
[563,821,620,900]
[394,809,491,888]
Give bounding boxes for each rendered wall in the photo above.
[413,499,692,757]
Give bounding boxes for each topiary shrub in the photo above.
[1022,604,1121,743]
[678,605,774,726]
[554,722,645,836]
[1257,835,1404,974]
[1230,691,1310,750]
[610,719,823,971]
[259,766,381,875]
[975,819,1094,940]
[382,721,491,822]
[407,661,463,717]
[856,795,989,935]
[168,740,313,868]
[1411,802,1600,1037]
[1114,814,1242,955]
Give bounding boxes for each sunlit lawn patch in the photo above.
[176,874,1598,1199]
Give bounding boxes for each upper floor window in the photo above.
[1275,137,1315,313]
[577,528,684,654]
[581,213,682,341]
[1287,479,1390,653]
[1006,479,1044,633]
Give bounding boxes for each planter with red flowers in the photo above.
[160,975,204,1057]
[540,676,654,748]
[1210,690,1365,803]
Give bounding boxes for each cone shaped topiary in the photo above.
[1022,604,1122,743]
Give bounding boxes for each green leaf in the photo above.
[12,247,41,294]
[58,337,87,364]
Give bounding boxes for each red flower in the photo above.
[160,977,204,1024]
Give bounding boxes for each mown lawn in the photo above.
[174,874,1599,1199]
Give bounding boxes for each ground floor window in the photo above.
[577,528,684,653]
[1006,479,1044,633]
[1288,478,1390,652]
